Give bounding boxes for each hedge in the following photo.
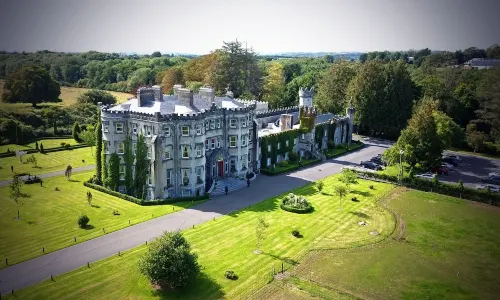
[83,181,209,206]
[280,203,314,214]
[350,169,500,206]
[0,144,88,158]
[260,158,321,176]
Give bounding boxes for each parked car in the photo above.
[442,157,458,167]
[475,184,500,193]
[360,161,383,171]
[489,171,500,177]
[415,173,436,180]
[430,165,449,175]
[481,175,500,185]
[441,162,454,170]
[444,154,461,162]
[370,157,387,166]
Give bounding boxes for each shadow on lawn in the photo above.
[262,252,299,266]
[350,190,373,197]
[151,272,224,299]
[350,211,371,219]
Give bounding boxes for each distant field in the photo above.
[0,138,80,153]
[0,79,133,107]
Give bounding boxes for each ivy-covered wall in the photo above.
[260,128,302,167]
[313,121,338,149]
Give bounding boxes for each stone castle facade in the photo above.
[101,85,353,200]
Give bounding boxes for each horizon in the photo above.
[0,0,499,55]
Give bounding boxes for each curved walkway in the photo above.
[0,141,389,295]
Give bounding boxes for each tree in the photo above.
[476,66,500,139]
[316,181,324,194]
[86,191,92,206]
[316,60,357,114]
[486,44,500,59]
[80,128,96,156]
[95,111,103,184]
[127,68,154,91]
[466,123,488,153]
[134,134,148,199]
[77,89,117,106]
[10,175,29,219]
[283,72,317,107]
[339,169,358,192]
[35,141,39,150]
[139,231,200,290]
[151,51,162,58]
[72,122,82,142]
[255,216,269,252]
[106,153,120,191]
[40,143,44,153]
[123,135,134,195]
[262,62,286,108]
[65,165,73,180]
[161,66,185,94]
[333,184,348,211]
[433,111,464,148]
[2,65,61,107]
[26,154,38,167]
[78,215,90,228]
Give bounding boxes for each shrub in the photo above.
[78,215,89,228]
[64,143,71,148]
[316,181,324,193]
[281,193,313,213]
[288,151,299,162]
[138,231,200,290]
[278,160,289,167]
[60,142,66,146]
[351,197,358,201]
[291,229,301,237]
[224,270,238,280]
[369,185,374,189]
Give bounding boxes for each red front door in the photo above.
[218,160,224,177]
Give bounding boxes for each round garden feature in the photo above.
[280,193,313,214]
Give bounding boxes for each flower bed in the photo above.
[280,193,313,214]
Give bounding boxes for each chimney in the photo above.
[136,87,155,107]
[199,86,215,104]
[177,88,194,107]
[173,84,184,95]
[152,85,163,102]
[280,114,293,131]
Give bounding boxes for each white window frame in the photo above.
[147,145,152,159]
[132,124,137,134]
[242,118,247,127]
[166,169,172,187]
[115,122,123,133]
[301,133,305,140]
[119,165,125,180]
[182,146,189,158]
[267,145,271,152]
[267,157,271,167]
[164,147,170,160]
[196,168,202,183]
[230,136,237,147]
[103,122,109,133]
[196,145,202,158]
[117,142,124,154]
[182,126,190,136]
[205,121,209,131]
[230,119,237,128]
[210,119,215,129]
[164,126,171,137]
[196,124,202,135]
[144,125,151,137]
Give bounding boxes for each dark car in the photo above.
[360,161,383,171]
[481,175,500,185]
[442,157,458,167]
[370,157,387,166]
[430,165,449,175]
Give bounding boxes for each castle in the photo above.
[100,85,354,200]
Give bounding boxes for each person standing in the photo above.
[247,178,250,187]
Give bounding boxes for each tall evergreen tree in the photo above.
[134,134,149,199]
[106,153,120,191]
[123,134,134,195]
[72,122,82,142]
[95,110,103,184]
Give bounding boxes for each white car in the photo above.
[489,171,500,177]
[441,162,454,169]
[475,184,500,193]
[415,173,436,180]
[443,154,461,161]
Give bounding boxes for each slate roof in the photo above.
[467,58,500,67]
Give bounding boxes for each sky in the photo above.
[0,0,499,54]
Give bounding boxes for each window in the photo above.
[147,146,152,159]
[103,122,109,133]
[115,122,123,133]
[148,173,153,185]
[294,138,298,145]
[230,119,237,128]
[182,146,189,158]
[197,168,202,183]
[230,136,237,147]
[119,165,125,180]
[164,148,170,160]
[324,130,328,137]
[217,120,221,128]
[196,145,202,157]
[167,169,172,186]
[211,138,215,149]
[205,121,209,131]
[267,145,271,152]
[242,118,247,127]
[144,125,151,136]
[182,126,189,136]
[132,124,137,134]
[286,140,289,147]
[277,143,280,150]
[267,158,271,167]
[164,126,171,137]
[210,119,215,129]
[301,134,305,140]
[217,138,220,148]
[205,139,209,150]
[132,143,136,155]
[117,142,124,154]
[196,124,201,135]
[182,170,189,186]
[182,189,191,197]
[249,131,253,144]
[242,135,246,146]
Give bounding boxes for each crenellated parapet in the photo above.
[256,106,299,118]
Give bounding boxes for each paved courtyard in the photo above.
[0,140,389,294]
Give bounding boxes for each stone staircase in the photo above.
[211,177,248,196]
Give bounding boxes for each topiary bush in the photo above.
[64,143,71,148]
[60,142,66,147]
[224,270,238,280]
[291,229,301,237]
[78,215,89,228]
[281,193,313,214]
[288,151,298,162]
[278,160,289,167]
[139,231,200,290]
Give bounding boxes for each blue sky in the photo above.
[0,0,499,54]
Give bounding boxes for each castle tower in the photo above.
[299,87,314,108]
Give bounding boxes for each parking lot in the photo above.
[433,151,500,188]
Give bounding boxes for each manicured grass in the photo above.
[0,171,202,268]
[5,175,395,299]
[0,138,80,153]
[59,86,133,106]
[263,188,500,300]
[263,158,321,174]
[0,147,95,181]
[323,142,364,158]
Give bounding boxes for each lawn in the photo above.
[323,142,364,158]
[0,147,95,181]
[263,158,321,174]
[0,138,80,153]
[4,175,395,299]
[255,188,500,300]
[0,171,202,268]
